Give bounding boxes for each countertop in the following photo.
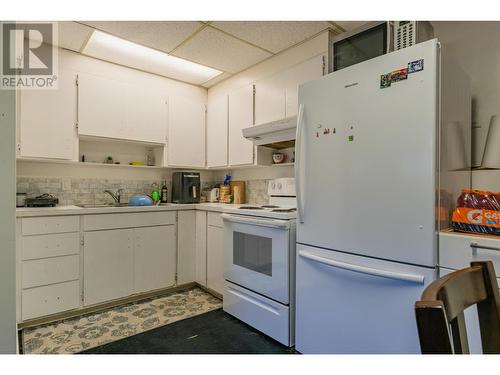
[16,202,249,218]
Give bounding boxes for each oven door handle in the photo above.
[221,214,290,229]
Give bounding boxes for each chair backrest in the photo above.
[415,261,500,354]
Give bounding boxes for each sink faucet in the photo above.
[104,189,123,204]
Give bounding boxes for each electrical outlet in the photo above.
[62,177,71,191]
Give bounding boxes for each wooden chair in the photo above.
[415,261,500,354]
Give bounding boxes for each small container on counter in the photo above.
[16,192,27,207]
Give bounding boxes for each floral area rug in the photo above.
[22,287,222,354]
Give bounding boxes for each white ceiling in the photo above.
[57,21,367,87]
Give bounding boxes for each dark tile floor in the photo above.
[80,309,296,354]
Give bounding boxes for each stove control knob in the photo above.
[277,183,282,190]
[271,183,276,190]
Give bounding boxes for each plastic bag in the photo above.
[451,189,500,236]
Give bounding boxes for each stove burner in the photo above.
[238,206,264,210]
[272,208,297,213]
[260,205,280,208]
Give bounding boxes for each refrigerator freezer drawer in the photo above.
[295,244,436,354]
[223,281,292,346]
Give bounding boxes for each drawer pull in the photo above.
[470,242,500,256]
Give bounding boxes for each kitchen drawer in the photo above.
[83,211,176,231]
[439,231,500,272]
[207,212,223,228]
[224,281,291,346]
[21,216,79,236]
[22,232,80,260]
[22,255,79,289]
[22,280,80,321]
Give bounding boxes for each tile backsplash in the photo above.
[17,177,271,206]
[245,180,269,205]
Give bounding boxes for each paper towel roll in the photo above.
[482,115,500,168]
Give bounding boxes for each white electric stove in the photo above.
[222,178,296,346]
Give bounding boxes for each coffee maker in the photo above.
[171,172,201,204]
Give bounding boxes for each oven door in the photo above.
[222,213,291,304]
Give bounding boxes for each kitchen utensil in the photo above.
[208,187,220,202]
[219,185,231,203]
[230,181,246,204]
[233,186,242,204]
[25,194,59,207]
[273,152,286,164]
[128,195,154,206]
[16,193,26,207]
[171,172,201,204]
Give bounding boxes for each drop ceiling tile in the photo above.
[201,72,232,88]
[57,21,93,52]
[211,21,331,53]
[80,21,204,53]
[172,27,272,74]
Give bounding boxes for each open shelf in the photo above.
[16,158,166,170]
[270,162,294,167]
[79,138,165,168]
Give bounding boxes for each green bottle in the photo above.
[151,182,160,203]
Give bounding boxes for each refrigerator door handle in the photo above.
[295,103,305,223]
[298,250,426,284]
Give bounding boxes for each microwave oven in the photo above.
[328,21,434,73]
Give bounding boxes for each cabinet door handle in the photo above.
[470,242,500,256]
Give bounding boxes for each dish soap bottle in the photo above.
[161,180,168,204]
[151,182,160,204]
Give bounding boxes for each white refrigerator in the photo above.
[294,39,471,354]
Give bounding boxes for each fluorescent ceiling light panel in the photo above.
[82,30,222,85]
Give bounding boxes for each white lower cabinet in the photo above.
[207,213,224,295]
[195,211,208,286]
[18,208,225,321]
[134,225,176,293]
[84,222,178,305]
[22,281,80,321]
[177,211,196,285]
[18,215,81,321]
[84,229,135,306]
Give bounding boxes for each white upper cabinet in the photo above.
[78,73,168,144]
[166,90,206,168]
[206,94,228,168]
[254,54,325,124]
[228,84,254,166]
[284,54,325,117]
[255,73,286,126]
[19,68,78,160]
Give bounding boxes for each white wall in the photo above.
[433,22,500,168]
[433,22,500,191]
[0,83,17,352]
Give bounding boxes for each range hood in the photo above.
[242,116,297,149]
